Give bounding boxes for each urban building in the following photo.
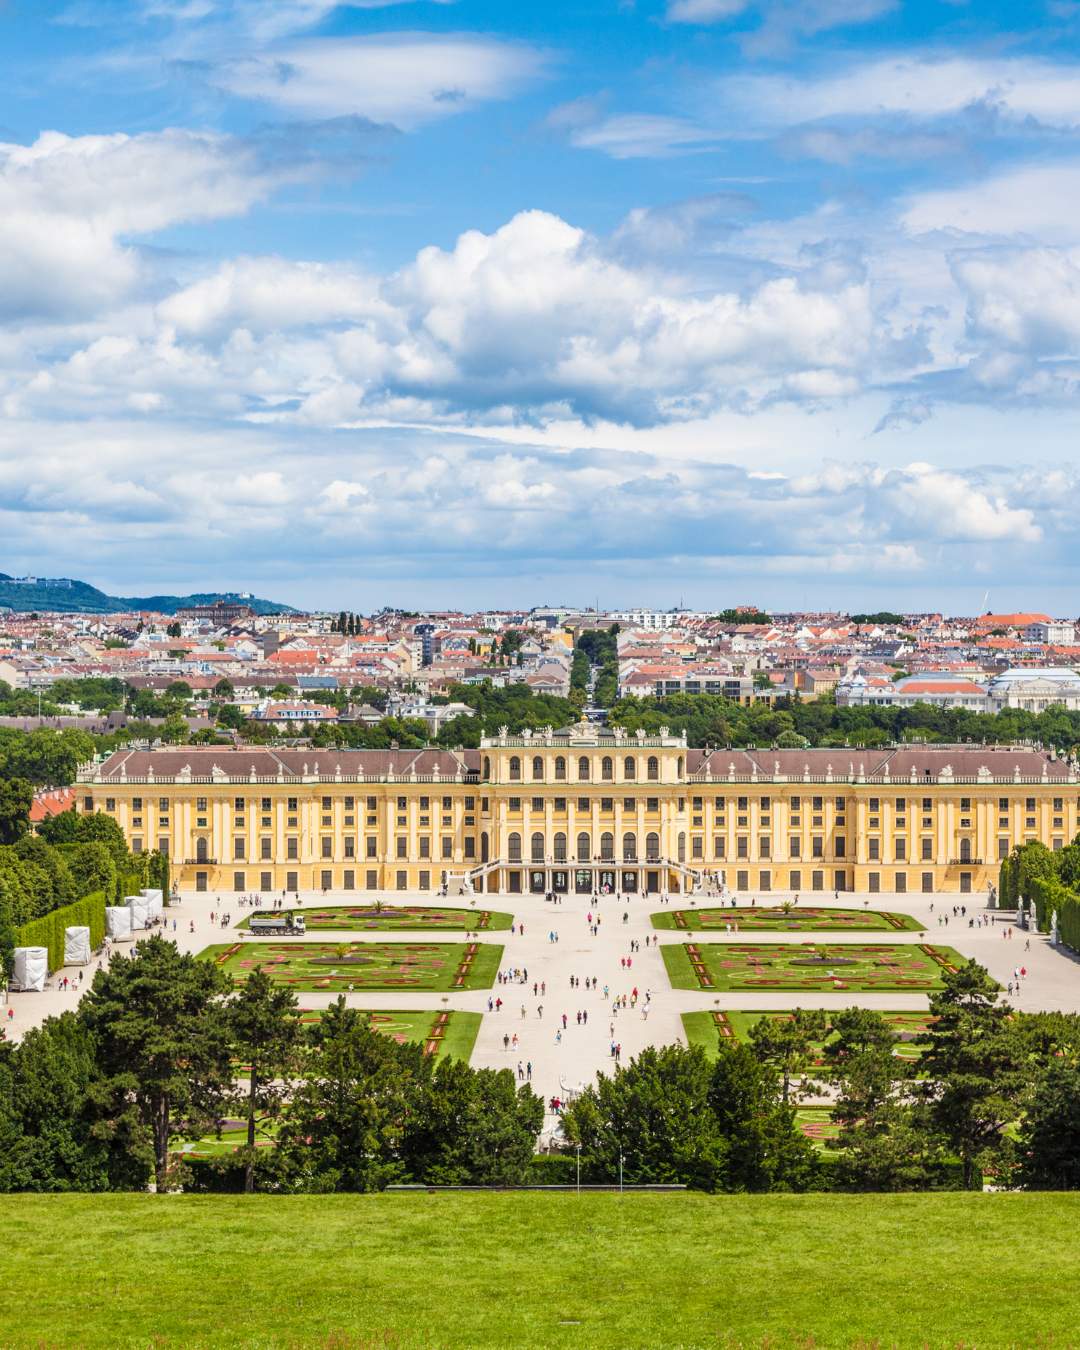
[77,731,1079,898]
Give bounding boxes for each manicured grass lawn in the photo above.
[795,1107,842,1150]
[682,1010,932,1066]
[653,905,924,932]
[2,1192,1079,1347]
[663,940,967,992]
[238,903,514,931]
[199,940,503,992]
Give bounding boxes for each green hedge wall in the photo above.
[16,889,107,974]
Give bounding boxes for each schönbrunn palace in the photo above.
[78,726,1080,897]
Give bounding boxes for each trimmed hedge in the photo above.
[16,889,107,974]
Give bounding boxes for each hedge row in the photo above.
[16,890,107,974]
[1024,873,1080,954]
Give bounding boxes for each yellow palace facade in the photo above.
[77,728,1080,897]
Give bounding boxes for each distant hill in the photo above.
[0,575,294,616]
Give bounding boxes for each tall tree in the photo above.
[708,1040,820,1192]
[560,1043,726,1190]
[277,999,422,1193]
[747,1009,828,1104]
[402,1057,542,1186]
[1017,1058,1080,1190]
[918,961,1026,1190]
[227,970,302,1193]
[78,936,234,1191]
[824,1008,942,1192]
[0,778,32,846]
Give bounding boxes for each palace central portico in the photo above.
[77,728,1080,896]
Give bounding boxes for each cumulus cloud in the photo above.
[10,209,885,427]
[0,128,304,319]
[902,161,1080,242]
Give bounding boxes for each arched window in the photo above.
[624,756,636,780]
[554,831,567,862]
[578,756,590,781]
[623,832,637,861]
[196,837,208,862]
[532,755,543,780]
[602,756,613,781]
[678,831,686,863]
[531,831,545,862]
[483,756,491,780]
[508,832,522,862]
[555,755,567,781]
[600,831,614,860]
[481,832,489,863]
[509,755,521,781]
[960,838,971,862]
[646,831,660,860]
[576,832,590,862]
[647,756,659,781]
[677,755,684,778]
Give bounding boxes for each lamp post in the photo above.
[576,1143,581,1196]
[618,1151,624,1196]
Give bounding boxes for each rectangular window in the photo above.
[921,838,932,860]
[321,837,332,858]
[234,838,245,859]
[367,838,377,858]
[812,837,823,858]
[714,836,725,858]
[692,837,703,859]
[343,869,355,890]
[396,838,407,859]
[998,837,1009,859]
[868,872,880,893]
[196,797,206,812]
[789,869,801,890]
[895,839,906,860]
[419,870,430,891]
[835,836,845,858]
[288,797,298,812]
[737,837,748,858]
[736,870,749,890]
[419,837,430,859]
[868,838,879,860]
[759,837,770,859]
[834,871,846,892]
[235,796,245,812]
[160,797,170,812]
[261,871,272,891]
[464,838,476,859]
[789,837,801,858]
[759,870,771,891]
[105,798,115,812]
[442,836,452,859]
[259,837,271,860]
[509,798,521,812]
[922,872,933,893]
[366,869,378,890]
[344,837,355,859]
[132,838,143,854]
[234,872,245,891]
[895,872,907,893]
[286,838,298,860]
[286,871,298,892]
[261,798,271,812]
[396,870,407,891]
[321,870,332,890]
[811,869,823,891]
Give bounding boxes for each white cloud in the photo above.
[667,0,749,22]
[568,114,720,159]
[0,128,297,319]
[720,55,1080,129]
[213,33,547,128]
[902,162,1080,242]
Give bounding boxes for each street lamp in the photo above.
[618,1151,624,1196]
[576,1143,581,1196]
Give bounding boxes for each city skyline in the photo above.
[5,1,1080,610]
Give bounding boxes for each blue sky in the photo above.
[3,0,1080,613]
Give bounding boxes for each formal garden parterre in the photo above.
[682,1009,934,1065]
[200,940,503,991]
[663,941,969,991]
[653,905,924,933]
[239,904,513,932]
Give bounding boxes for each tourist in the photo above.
[526,1061,532,1081]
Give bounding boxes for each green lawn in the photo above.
[296,1006,483,1063]
[663,941,968,992]
[2,1193,1079,1347]
[199,940,503,992]
[653,905,924,932]
[238,903,514,931]
[682,1009,932,1066]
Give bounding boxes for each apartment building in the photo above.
[77,729,1079,898]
